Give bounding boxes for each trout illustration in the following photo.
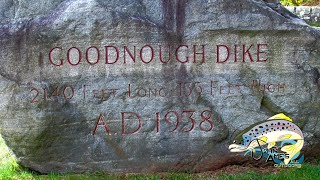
[229,113,304,165]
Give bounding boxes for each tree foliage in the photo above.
[280,0,319,6]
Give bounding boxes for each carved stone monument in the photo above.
[0,0,319,173]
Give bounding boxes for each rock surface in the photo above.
[0,0,319,173]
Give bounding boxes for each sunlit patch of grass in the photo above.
[307,21,320,27]
[0,134,33,180]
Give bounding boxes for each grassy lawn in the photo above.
[2,166,320,180]
[1,134,320,179]
[307,22,320,27]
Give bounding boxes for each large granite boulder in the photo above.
[0,0,319,173]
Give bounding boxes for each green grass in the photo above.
[1,134,320,179]
[307,22,320,27]
[0,134,34,180]
[218,164,320,180]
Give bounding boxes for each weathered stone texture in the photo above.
[0,0,319,173]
